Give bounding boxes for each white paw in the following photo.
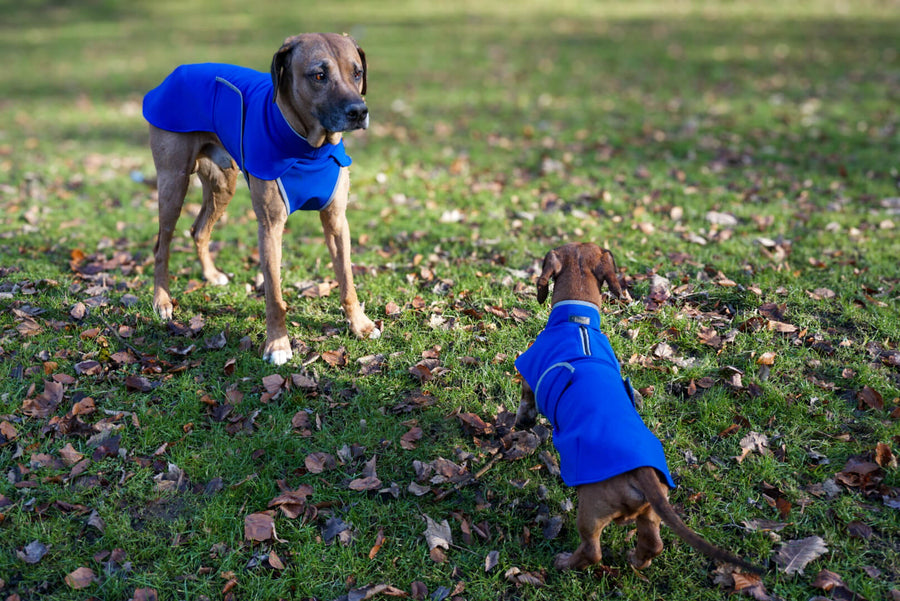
[264,349,293,366]
[367,326,381,340]
[207,272,230,286]
[154,303,174,320]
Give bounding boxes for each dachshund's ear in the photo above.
[271,35,302,104]
[592,247,624,299]
[536,249,562,304]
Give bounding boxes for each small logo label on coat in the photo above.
[569,315,590,325]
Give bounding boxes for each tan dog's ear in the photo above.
[355,43,367,95]
[592,248,624,299]
[536,249,562,303]
[271,35,301,104]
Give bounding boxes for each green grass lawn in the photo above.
[1,1,898,599]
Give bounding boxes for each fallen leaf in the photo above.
[732,572,775,600]
[368,528,386,560]
[757,352,776,366]
[857,386,884,410]
[132,588,159,601]
[774,536,828,575]
[322,516,354,545]
[875,442,898,468]
[262,374,285,395]
[504,566,545,587]
[349,476,382,491]
[358,353,386,376]
[305,452,337,474]
[64,567,95,589]
[268,485,314,519]
[812,569,850,593]
[21,381,64,418]
[456,412,493,436]
[267,550,285,570]
[846,520,873,540]
[742,519,788,532]
[735,431,769,463]
[423,515,452,551]
[16,540,48,564]
[485,550,500,572]
[400,426,423,450]
[244,511,278,542]
[322,347,347,367]
[0,420,17,443]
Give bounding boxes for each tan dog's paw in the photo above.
[349,316,381,340]
[553,552,575,570]
[153,292,175,320]
[263,338,293,365]
[204,269,230,286]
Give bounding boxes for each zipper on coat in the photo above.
[579,326,591,356]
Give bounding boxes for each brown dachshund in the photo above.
[515,243,761,573]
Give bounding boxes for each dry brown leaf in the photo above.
[504,566,545,587]
[774,535,827,575]
[811,569,846,592]
[767,320,798,334]
[400,426,423,450]
[456,412,493,435]
[349,476,383,491]
[261,374,285,395]
[21,381,64,418]
[368,527,386,560]
[132,588,159,601]
[322,347,347,367]
[875,442,898,468]
[305,452,337,474]
[244,511,278,542]
[485,550,500,572]
[267,550,285,570]
[64,567,95,590]
[71,397,95,416]
[0,421,17,442]
[757,352,776,366]
[735,431,769,463]
[857,385,884,410]
[423,515,452,551]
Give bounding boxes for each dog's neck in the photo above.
[551,299,601,312]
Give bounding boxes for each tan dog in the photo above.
[515,243,760,573]
[143,33,379,365]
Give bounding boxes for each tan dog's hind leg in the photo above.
[249,176,292,365]
[192,147,238,286]
[319,168,380,339]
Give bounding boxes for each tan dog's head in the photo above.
[536,242,625,306]
[271,33,368,147]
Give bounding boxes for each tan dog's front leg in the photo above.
[515,379,538,429]
[319,168,380,340]
[250,178,293,365]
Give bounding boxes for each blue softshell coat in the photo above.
[143,63,351,214]
[515,300,675,488]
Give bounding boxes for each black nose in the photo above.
[346,102,368,123]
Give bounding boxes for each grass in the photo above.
[1,0,899,599]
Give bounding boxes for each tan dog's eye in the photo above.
[311,72,326,82]
[353,69,362,80]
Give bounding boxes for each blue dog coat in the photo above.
[143,63,351,214]
[515,300,675,488]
